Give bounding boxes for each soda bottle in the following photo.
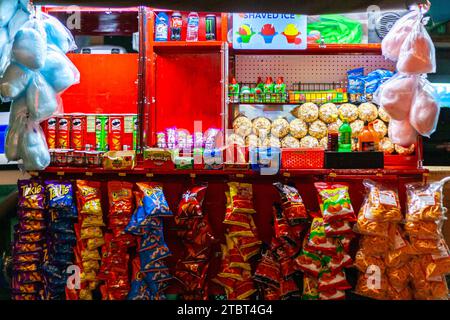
[170,12,182,41]
[338,117,352,152]
[155,12,169,41]
[186,12,199,42]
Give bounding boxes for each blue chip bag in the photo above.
[45,180,74,209]
[139,245,171,269]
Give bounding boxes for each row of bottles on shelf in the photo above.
[155,12,217,41]
[329,117,378,153]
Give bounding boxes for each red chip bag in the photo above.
[107,181,134,216]
[76,180,103,215]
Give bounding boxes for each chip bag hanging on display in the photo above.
[12,19,47,70]
[388,119,418,148]
[362,180,402,223]
[406,178,449,222]
[41,12,77,54]
[76,180,103,215]
[314,182,355,223]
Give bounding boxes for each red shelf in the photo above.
[153,41,226,53]
[36,166,427,178]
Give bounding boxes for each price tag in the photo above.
[57,172,65,176]
[283,172,291,177]
[118,172,126,177]
[86,172,93,176]
[146,173,154,178]
[190,173,196,179]
[236,174,244,178]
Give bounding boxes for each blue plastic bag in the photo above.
[12,22,47,69]
[0,26,7,52]
[19,119,51,170]
[0,0,18,27]
[5,95,26,161]
[26,72,59,121]
[8,8,29,40]
[40,45,79,93]
[0,61,31,100]
[42,13,76,53]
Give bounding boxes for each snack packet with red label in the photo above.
[273,182,308,224]
[76,180,103,215]
[302,275,319,300]
[305,217,340,255]
[318,269,351,292]
[228,182,256,214]
[314,182,355,223]
[108,181,134,216]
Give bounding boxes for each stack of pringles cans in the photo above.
[41,114,138,167]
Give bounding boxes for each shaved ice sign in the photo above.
[232,13,307,50]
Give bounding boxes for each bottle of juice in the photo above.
[358,121,379,151]
[338,117,352,152]
[186,12,199,41]
[327,115,339,151]
[155,12,169,41]
[170,12,183,41]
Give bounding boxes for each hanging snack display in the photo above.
[213,182,261,300]
[125,182,173,300]
[11,179,47,300]
[173,184,215,300]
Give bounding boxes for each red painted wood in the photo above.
[61,54,138,114]
[153,52,224,134]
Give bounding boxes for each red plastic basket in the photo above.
[281,148,325,169]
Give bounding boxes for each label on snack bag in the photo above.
[418,194,436,206]
[379,191,397,206]
[393,230,407,249]
[432,239,449,260]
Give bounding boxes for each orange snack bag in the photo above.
[385,226,413,268]
[406,180,447,222]
[355,272,388,300]
[354,249,386,274]
[359,235,390,256]
[404,220,443,240]
[354,203,390,237]
[363,180,402,222]
[387,264,410,291]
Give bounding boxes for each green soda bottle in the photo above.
[338,117,352,152]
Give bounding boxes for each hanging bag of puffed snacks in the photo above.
[314,182,355,223]
[19,120,51,170]
[362,180,403,223]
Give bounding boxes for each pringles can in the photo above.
[71,115,86,151]
[109,115,123,151]
[57,116,71,149]
[205,14,216,40]
[43,117,57,149]
[123,114,134,151]
[95,115,109,151]
[85,115,96,150]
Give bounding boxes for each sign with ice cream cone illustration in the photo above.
[232,13,307,50]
